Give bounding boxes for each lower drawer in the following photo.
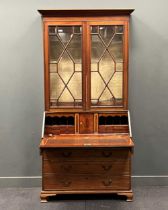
[43,148,130,161]
[43,160,130,175]
[43,174,130,191]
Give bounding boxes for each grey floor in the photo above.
[0,186,168,210]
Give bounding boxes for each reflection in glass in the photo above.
[99,26,115,45]
[57,26,73,45]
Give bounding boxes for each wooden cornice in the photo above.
[38,9,134,17]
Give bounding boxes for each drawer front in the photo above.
[43,160,130,175]
[43,174,130,190]
[43,148,130,161]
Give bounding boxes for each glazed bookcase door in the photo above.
[45,22,83,109]
[44,21,128,111]
[89,22,128,109]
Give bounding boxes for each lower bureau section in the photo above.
[43,174,130,191]
[40,146,133,202]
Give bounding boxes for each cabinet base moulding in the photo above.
[40,190,133,202]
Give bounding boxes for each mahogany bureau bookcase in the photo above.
[38,9,134,202]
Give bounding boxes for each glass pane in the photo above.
[109,72,123,99]
[58,52,74,83]
[116,26,123,34]
[91,25,124,106]
[91,35,105,63]
[74,26,82,34]
[91,72,105,102]
[59,88,74,102]
[49,36,63,63]
[99,88,114,106]
[49,26,57,34]
[50,63,57,73]
[99,51,115,83]
[67,34,82,63]
[91,63,98,72]
[50,73,64,100]
[108,34,123,62]
[75,64,82,72]
[91,26,98,33]
[116,62,123,72]
[68,73,82,99]
[49,26,82,107]
[57,26,73,45]
[99,26,115,45]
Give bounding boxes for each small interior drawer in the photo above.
[44,114,75,135]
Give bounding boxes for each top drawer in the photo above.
[42,148,130,161]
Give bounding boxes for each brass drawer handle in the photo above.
[62,151,72,157]
[62,165,72,172]
[102,151,112,157]
[61,181,72,187]
[102,165,112,171]
[102,179,112,186]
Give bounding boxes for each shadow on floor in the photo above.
[48,193,126,201]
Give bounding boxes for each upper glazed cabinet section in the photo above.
[38,9,134,111]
